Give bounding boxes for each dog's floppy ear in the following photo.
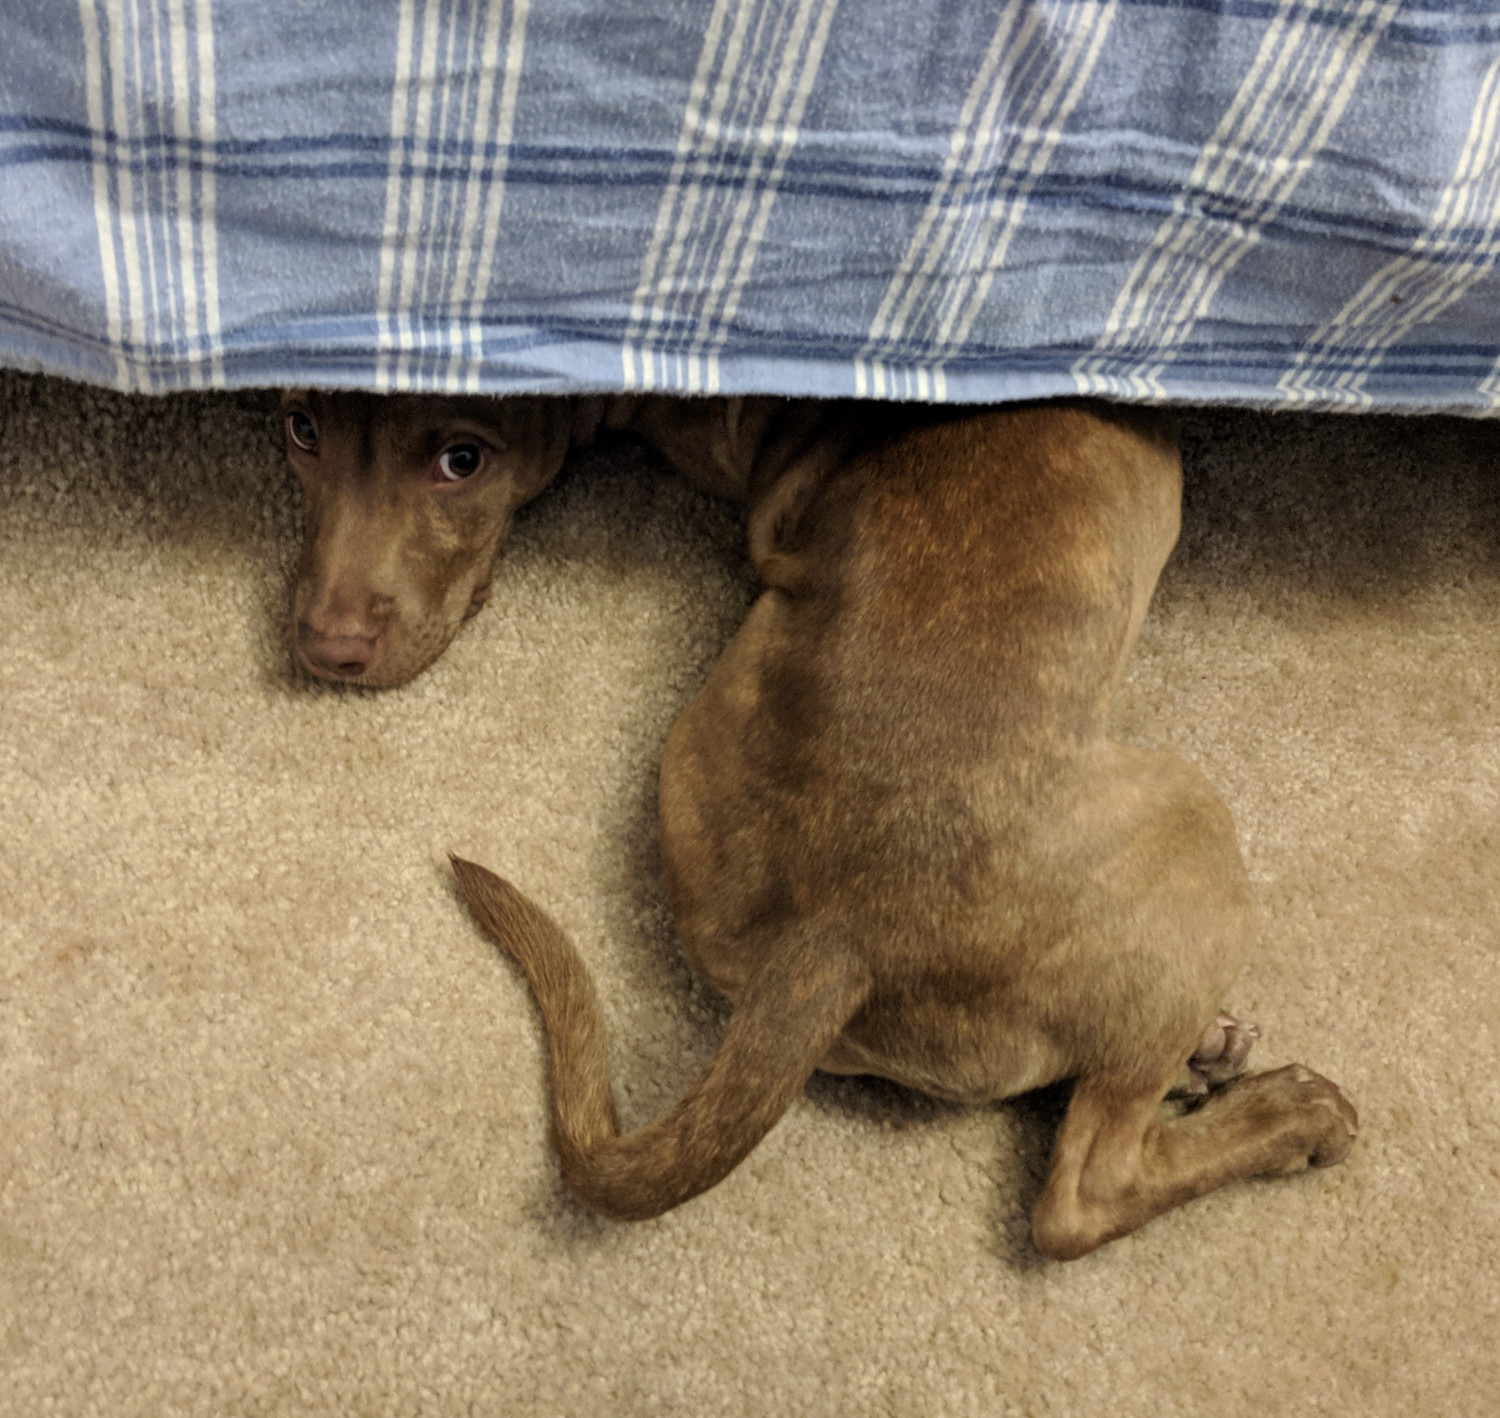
[746,458,834,597]
[748,460,820,564]
[744,401,872,576]
[501,396,582,503]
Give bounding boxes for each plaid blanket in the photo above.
[3,1,1498,411]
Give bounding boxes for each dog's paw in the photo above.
[1220,1064,1359,1175]
[1169,1012,1260,1097]
[1284,1064,1359,1170]
[1194,1012,1260,1085]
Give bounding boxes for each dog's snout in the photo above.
[297,624,379,680]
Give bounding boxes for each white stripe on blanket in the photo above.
[78,0,221,391]
[377,0,530,392]
[621,0,839,395]
[1280,50,1500,406]
[9,2,1500,410]
[1074,0,1403,400]
[856,0,1115,403]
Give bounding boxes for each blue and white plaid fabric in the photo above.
[2,1,1498,411]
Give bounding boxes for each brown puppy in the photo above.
[447,400,1357,1259]
[282,390,849,686]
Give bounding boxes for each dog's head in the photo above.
[282,390,576,688]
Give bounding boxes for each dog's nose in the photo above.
[298,625,378,680]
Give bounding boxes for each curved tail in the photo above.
[450,856,870,1221]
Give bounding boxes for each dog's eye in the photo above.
[286,411,318,452]
[438,444,483,482]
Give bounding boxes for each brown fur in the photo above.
[422,398,1357,1258]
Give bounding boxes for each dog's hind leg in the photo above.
[1030,1063,1358,1260]
[451,857,872,1221]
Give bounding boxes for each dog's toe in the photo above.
[1193,1011,1259,1083]
[1169,1012,1261,1097]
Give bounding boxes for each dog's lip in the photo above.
[289,614,458,689]
[294,641,443,691]
[297,652,371,686]
[293,639,382,686]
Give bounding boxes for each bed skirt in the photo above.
[2,0,1498,412]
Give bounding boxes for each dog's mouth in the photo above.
[296,648,383,689]
[299,652,376,685]
[296,647,434,691]
[291,613,471,690]
[290,573,486,689]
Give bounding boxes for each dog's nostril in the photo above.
[298,631,378,680]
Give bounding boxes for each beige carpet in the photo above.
[1,369,1496,1416]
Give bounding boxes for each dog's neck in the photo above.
[570,394,872,509]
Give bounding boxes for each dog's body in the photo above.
[285,391,1356,1257]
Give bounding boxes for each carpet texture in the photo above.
[1,370,1496,1416]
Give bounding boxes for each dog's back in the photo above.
[776,402,1182,759]
[659,401,1223,1101]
